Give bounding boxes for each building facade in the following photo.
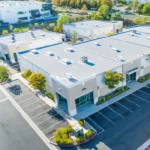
[0,1,52,24]
[17,26,150,116]
[63,20,123,39]
[0,30,66,63]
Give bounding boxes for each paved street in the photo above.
[80,86,150,150]
[0,90,50,150]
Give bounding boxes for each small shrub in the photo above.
[78,119,85,127]
[65,125,72,133]
[22,69,32,79]
[76,135,85,143]
[85,129,94,139]
[137,74,150,83]
[45,91,54,101]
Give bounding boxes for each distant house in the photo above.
[0,1,52,24]
[63,20,123,39]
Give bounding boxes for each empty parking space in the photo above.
[85,117,104,135]
[118,98,139,112]
[99,107,124,124]
[126,94,148,106]
[3,80,69,139]
[89,112,114,130]
[134,90,150,102]
[109,102,131,118]
[84,85,150,142]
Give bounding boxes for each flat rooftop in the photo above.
[19,43,121,87]
[0,30,64,48]
[19,26,150,87]
[76,31,150,62]
[64,20,122,30]
[125,26,150,34]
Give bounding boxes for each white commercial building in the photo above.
[0,30,66,63]
[17,26,150,116]
[0,1,52,24]
[63,20,123,39]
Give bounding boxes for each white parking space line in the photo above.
[37,113,59,125]
[31,109,50,119]
[27,104,46,113]
[132,93,149,103]
[43,120,63,133]
[107,106,124,118]
[18,95,36,104]
[22,100,41,109]
[15,92,32,100]
[88,117,105,134]
[124,97,141,107]
[98,112,115,125]
[139,89,150,97]
[0,98,8,103]
[116,102,133,113]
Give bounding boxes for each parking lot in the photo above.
[3,80,68,139]
[81,85,150,150]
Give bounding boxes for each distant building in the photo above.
[0,30,66,63]
[17,26,150,116]
[63,20,123,39]
[0,1,52,24]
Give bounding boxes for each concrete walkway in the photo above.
[74,80,150,120]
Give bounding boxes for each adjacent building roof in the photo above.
[0,30,65,48]
[63,20,123,30]
[18,26,150,87]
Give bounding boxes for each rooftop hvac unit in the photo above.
[81,56,88,63]
[64,72,72,80]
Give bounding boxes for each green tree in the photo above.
[141,3,150,14]
[0,66,9,78]
[71,31,78,43]
[34,23,40,28]
[105,70,123,89]
[81,4,88,11]
[18,19,23,27]
[101,0,113,8]
[115,12,121,18]
[133,15,147,25]
[132,0,138,10]
[57,13,70,27]
[28,72,46,91]
[97,0,101,8]
[2,30,9,35]
[9,25,13,32]
[98,4,110,18]
[22,69,32,79]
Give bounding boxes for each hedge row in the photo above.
[137,73,150,83]
[97,86,129,105]
[76,129,94,143]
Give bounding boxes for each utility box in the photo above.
[72,124,83,138]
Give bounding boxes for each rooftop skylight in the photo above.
[31,49,39,54]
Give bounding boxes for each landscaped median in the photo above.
[97,86,129,105]
[50,119,97,147]
[137,73,150,83]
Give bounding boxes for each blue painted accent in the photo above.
[85,61,95,66]
[18,42,62,55]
